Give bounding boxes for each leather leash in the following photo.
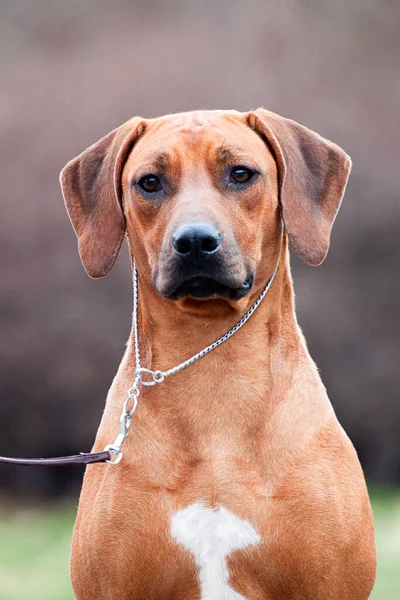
[0,451,110,467]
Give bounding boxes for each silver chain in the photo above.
[105,225,283,464]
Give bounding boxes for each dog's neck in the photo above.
[101,240,312,460]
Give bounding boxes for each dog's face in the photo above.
[121,112,279,302]
[60,108,351,308]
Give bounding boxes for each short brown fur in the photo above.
[61,109,376,599]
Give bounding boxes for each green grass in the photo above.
[0,489,398,600]
[0,504,75,600]
[370,488,400,599]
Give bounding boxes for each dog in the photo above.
[60,109,376,599]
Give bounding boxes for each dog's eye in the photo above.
[230,166,255,185]
[138,174,162,194]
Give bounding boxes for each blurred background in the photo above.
[0,1,399,598]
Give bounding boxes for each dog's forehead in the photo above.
[151,109,243,129]
[131,110,268,166]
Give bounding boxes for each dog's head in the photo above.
[60,109,351,305]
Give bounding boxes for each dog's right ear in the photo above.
[60,117,145,278]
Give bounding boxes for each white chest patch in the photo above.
[171,503,260,600]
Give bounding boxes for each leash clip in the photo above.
[104,444,123,465]
[104,405,134,465]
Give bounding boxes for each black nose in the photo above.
[172,223,221,263]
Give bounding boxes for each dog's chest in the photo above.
[171,502,260,600]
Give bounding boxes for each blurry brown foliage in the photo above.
[0,0,399,494]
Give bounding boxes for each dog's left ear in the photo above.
[60,117,145,278]
[248,108,351,266]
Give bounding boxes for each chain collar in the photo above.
[104,224,284,464]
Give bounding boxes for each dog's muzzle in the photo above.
[156,222,253,300]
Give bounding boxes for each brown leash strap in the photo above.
[0,450,110,467]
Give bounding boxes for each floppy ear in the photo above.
[248,108,351,266]
[60,117,145,278]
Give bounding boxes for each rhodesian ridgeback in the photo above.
[60,109,376,599]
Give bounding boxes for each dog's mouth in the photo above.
[167,273,254,300]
